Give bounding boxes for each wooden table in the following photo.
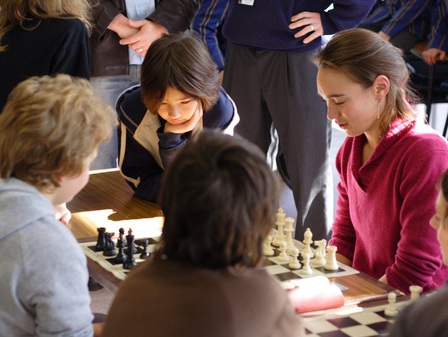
[69,169,398,309]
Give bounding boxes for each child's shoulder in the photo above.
[203,87,236,129]
[116,85,147,124]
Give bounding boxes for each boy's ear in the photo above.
[373,75,390,99]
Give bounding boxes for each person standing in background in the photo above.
[88,0,200,169]
[359,0,434,57]
[221,1,376,241]
[0,0,91,112]
[422,0,448,65]
[192,0,229,84]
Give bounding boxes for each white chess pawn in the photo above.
[299,252,313,275]
[409,285,422,302]
[288,247,301,269]
[284,217,296,254]
[277,241,290,263]
[263,234,274,256]
[302,228,314,258]
[324,245,339,271]
[384,292,399,317]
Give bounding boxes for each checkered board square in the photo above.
[302,301,409,337]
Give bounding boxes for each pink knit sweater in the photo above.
[329,119,448,294]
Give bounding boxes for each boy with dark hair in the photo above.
[103,130,304,337]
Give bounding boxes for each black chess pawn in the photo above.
[139,239,151,259]
[95,227,106,252]
[118,228,125,246]
[115,228,126,263]
[123,230,137,270]
[103,232,117,256]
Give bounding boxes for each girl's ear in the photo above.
[373,75,390,100]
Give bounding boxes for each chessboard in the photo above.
[80,219,358,286]
[302,297,410,337]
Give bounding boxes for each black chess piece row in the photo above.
[95,227,150,270]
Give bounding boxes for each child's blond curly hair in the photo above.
[0,74,117,192]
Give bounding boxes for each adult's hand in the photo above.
[108,13,139,39]
[289,11,323,44]
[119,20,168,56]
[422,48,447,65]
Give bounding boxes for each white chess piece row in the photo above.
[264,209,339,273]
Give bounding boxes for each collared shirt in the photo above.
[126,0,156,64]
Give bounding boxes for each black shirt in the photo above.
[0,17,90,111]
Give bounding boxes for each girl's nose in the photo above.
[168,107,181,118]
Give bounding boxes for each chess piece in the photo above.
[284,217,296,254]
[311,239,327,268]
[384,292,399,317]
[123,229,137,270]
[95,227,106,251]
[299,252,313,275]
[288,247,301,269]
[263,234,275,256]
[103,232,116,256]
[277,241,290,263]
[302,228,314,258]
[409,285,422,302]
[124,227,137,254]
[139,239,151,259]
[115,229,126,264]
[324,245,338,271]
[273,208,286,247]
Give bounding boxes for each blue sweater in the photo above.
[222,0,375,52]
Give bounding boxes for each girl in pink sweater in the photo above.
[315,28,448,294]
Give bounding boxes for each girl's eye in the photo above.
[181,100,192,105]
[335,101,345,106]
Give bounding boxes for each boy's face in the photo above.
[157,86,199,125]
[54,149,98,205]
[429,190,448,266]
